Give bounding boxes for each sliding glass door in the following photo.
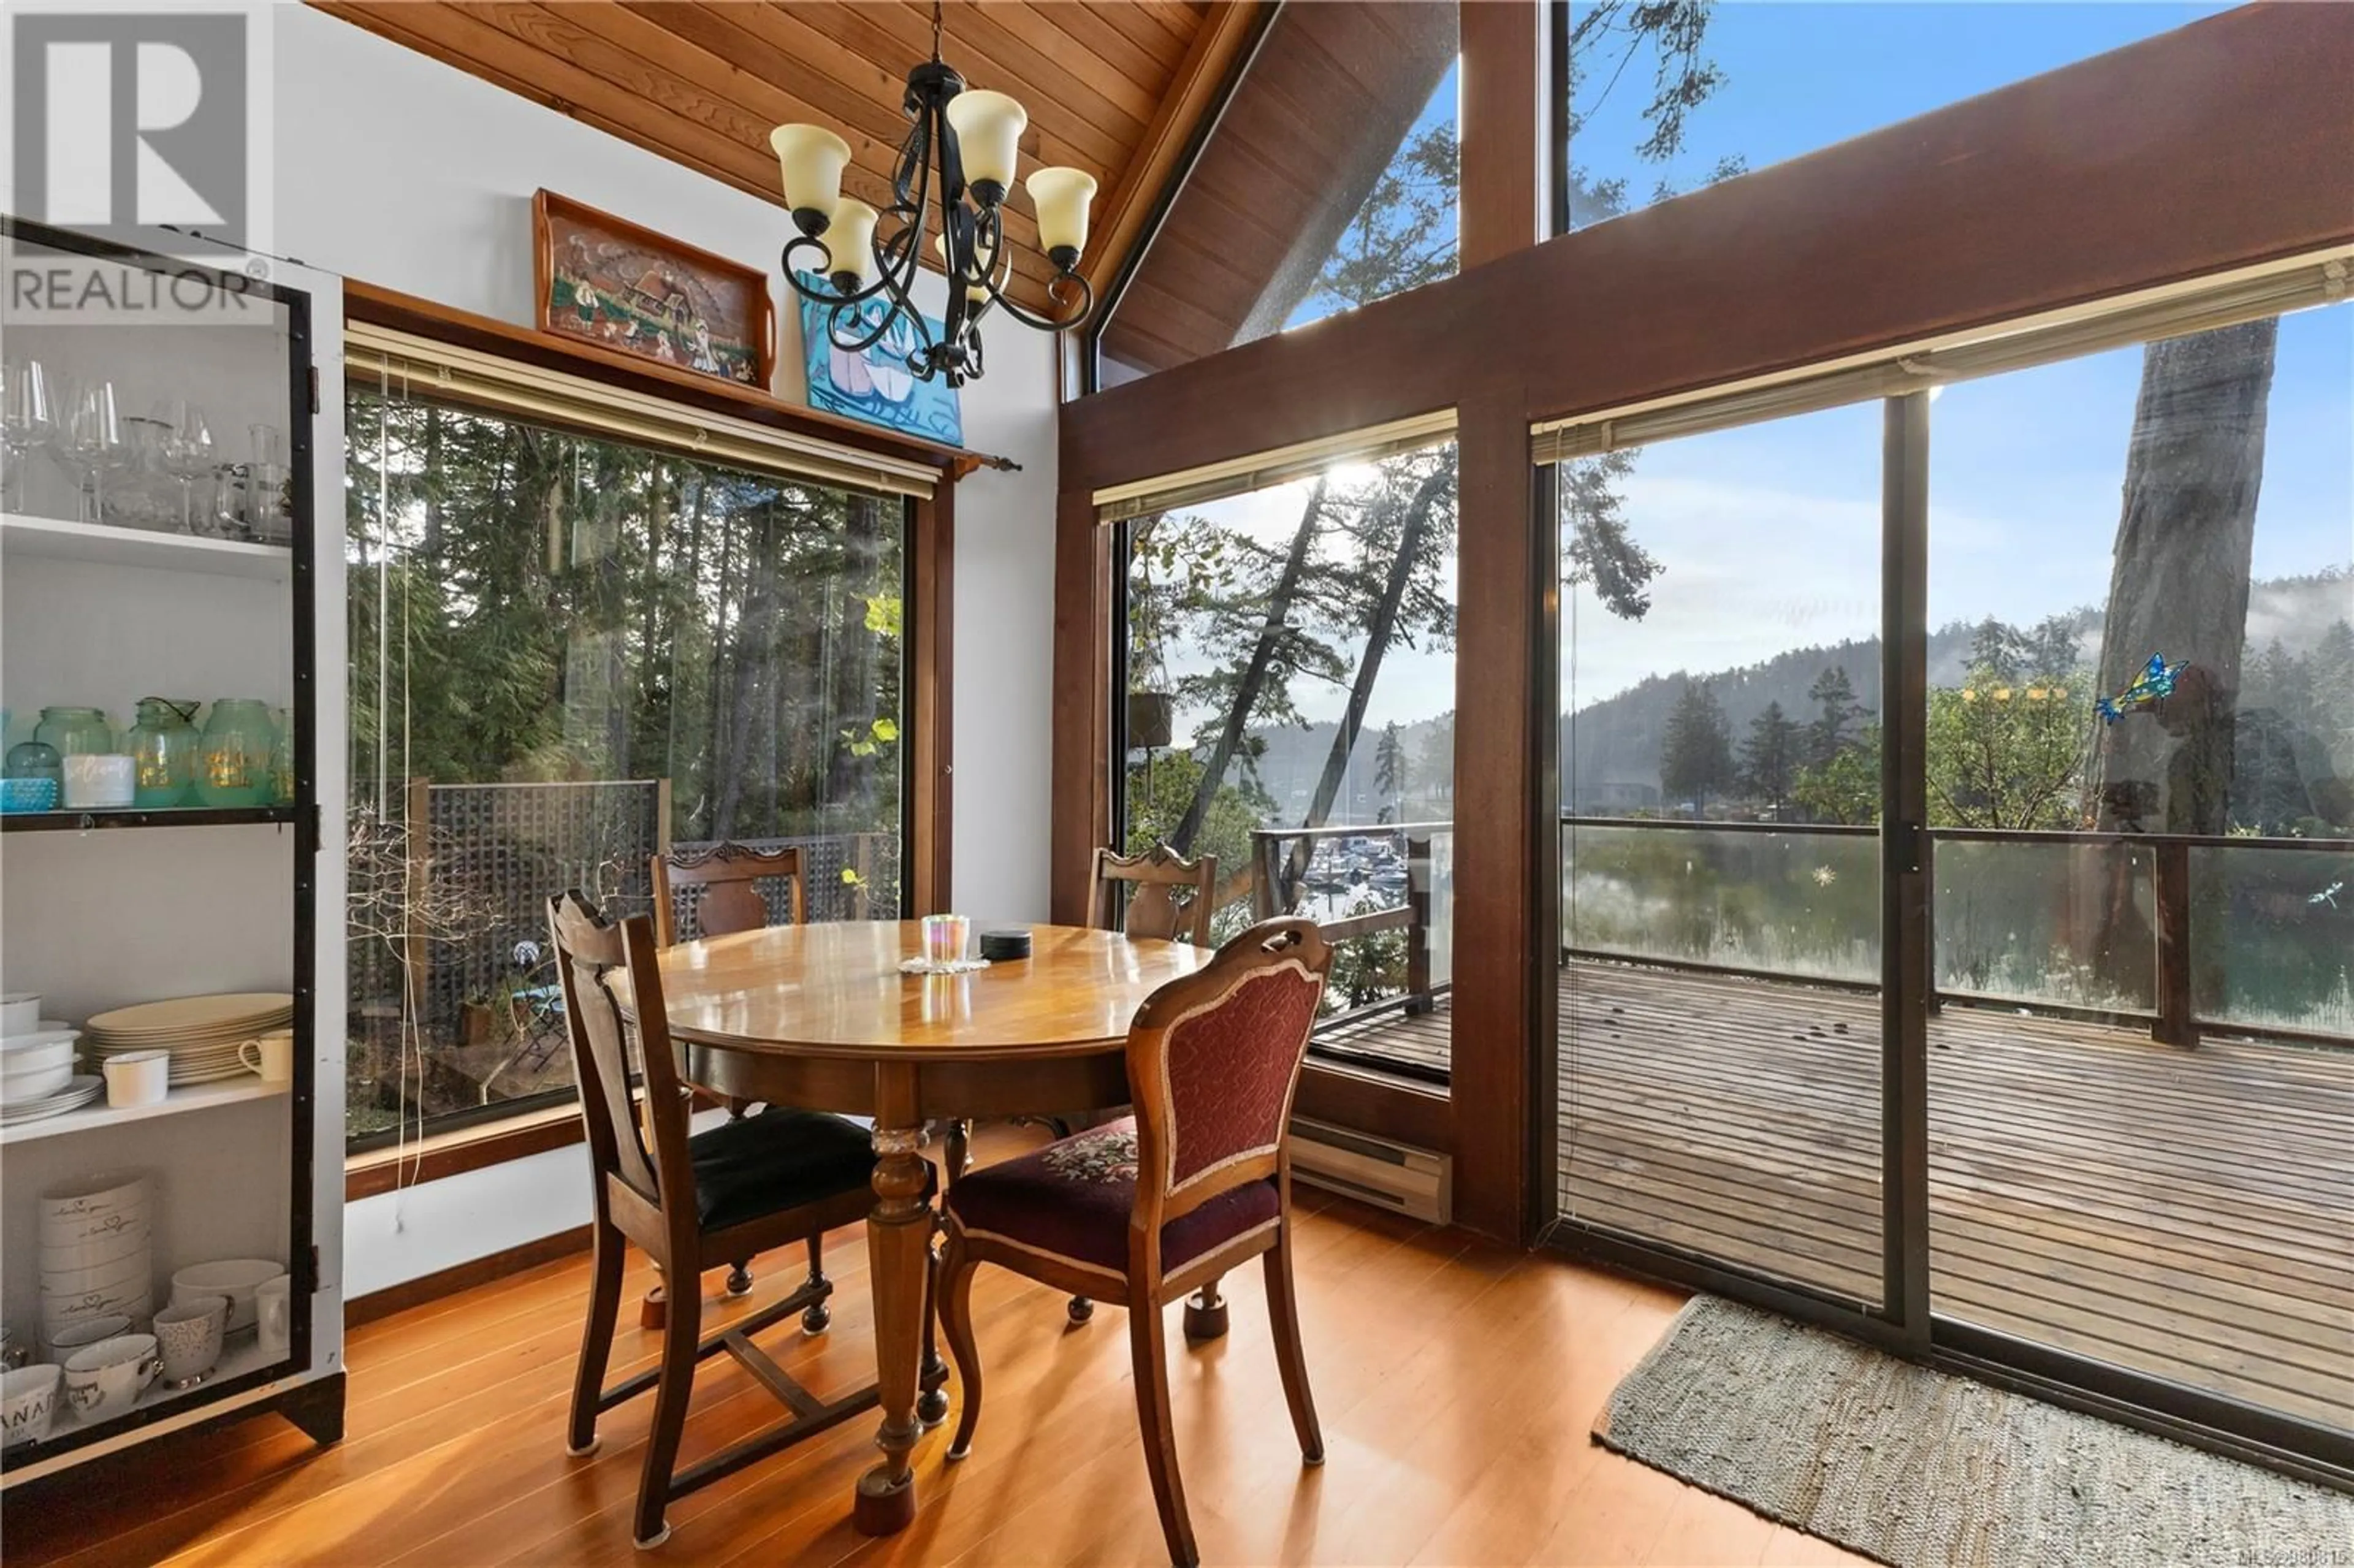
[1554,401,1890,1314]
[1919,305,2353,1438]
[1544,289,2352,1461]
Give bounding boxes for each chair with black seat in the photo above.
[934,918,1333,1568]
[546,889,935,1550]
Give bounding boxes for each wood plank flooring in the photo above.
[2,1125,1868,1568]
[1328,962,2354,1431]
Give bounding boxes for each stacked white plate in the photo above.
[40,1173,154,1355]
[85,993,293,1087]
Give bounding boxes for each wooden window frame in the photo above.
[1053,4,2354,1245]
[341,282,966,1189]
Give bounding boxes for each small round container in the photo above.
[4,740,62,786]
[101,1049,170,1109]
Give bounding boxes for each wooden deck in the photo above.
[1317,962,2354,1433]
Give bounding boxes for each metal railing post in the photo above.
[1251,831,1279,919]
[2154,839,2196,1048]
[1405,829,1434,1014]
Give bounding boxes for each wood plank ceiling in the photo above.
[313,1,1265,311]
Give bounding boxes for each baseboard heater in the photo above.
[1288,1117,1451,1224]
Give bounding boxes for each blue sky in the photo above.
[1179,5,2350,739]
[1562,2,2350,706]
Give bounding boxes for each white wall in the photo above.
[274,8,1057,1293]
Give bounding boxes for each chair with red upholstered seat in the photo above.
[932,918,1333,1568]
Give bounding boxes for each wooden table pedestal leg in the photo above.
[855,1121,932,1535]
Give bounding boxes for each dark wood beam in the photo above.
[910,481,955,917]
[1065,1,2354,489]
[1458,0,1545,268]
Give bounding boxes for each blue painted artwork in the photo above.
[797,279,963,447]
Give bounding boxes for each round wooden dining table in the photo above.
[650,919,1209,1535]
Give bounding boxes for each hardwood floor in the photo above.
[4,1125,1867,1568]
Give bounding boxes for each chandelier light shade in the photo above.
[774,1,1097,389]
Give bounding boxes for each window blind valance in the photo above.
[1532,249,2350,463]
[345,322,942,500]
[1092,408,1457,522]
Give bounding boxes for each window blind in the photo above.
[345,322,942,499]
[1532,249,2350,463]
[1093,408,1458,522]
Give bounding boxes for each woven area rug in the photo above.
[1595,1296,2354,1568]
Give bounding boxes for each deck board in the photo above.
[1320,961,2354,1433]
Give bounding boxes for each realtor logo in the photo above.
[10,12,249,247]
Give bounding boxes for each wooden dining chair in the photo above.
[546,889,930,1550]
[1060,843,1225,1328]
[1091,844,1219,946]
[650,840,806,948]
[934,918,1333,1568]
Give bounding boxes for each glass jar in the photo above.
[267,707,295,805]
[5,740,62,786]
[126,698,200,807]
[33,706,112,757]
[195,698,275,807]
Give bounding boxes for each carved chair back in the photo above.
[651,842,806,948]
[547,890,696,1255]
[1091,844,1218,947]
[1124,918,1330,1242]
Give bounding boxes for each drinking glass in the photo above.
[1,360,58,514]
[156,401,216,535]
[116,415,174,531]
[61,381,126,524]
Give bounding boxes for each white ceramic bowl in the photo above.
[170,1259,282,1333]
[45,1315,132,1360]
[42,1283,151,1336]
[1,1060,74,1105]
[41,1250,150,1301]
[1,1364,62,1450]
[0,1021,75,1054]
[0,994,42,1035]
[40,1222,149,1276]
[39,1173,150,1246]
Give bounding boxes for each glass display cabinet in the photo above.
[0,217,346,1479]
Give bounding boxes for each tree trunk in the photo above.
[1168,479,1330,854]
[1280,466,1450,906]
[2084,319,2277,1000]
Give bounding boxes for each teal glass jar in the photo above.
[5,740,61,786]
[196,698,275,807]
[126,698,200,807]
[33,706,112,757]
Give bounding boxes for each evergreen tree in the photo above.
[1374,721,1410,822]
[1659,679,1735,813]
[1807,665,1864,766]
[1737,701,1799,816]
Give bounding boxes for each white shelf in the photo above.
[4,1328,289,1467]
[0,1075,288,1147]
[0,512,291,582]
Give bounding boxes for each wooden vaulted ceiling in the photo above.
[314,1,1265,311]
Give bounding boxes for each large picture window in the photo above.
[344,382,907,1148]
[1119,435,1458,1081]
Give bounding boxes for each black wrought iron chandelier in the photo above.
[771,1,1098,388]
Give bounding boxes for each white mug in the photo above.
[1,1364,61,1450]
[238,1029,293,1083]
[63,1334,159,1423]
[254,1274,291,1358]
[102,1049,170,1108]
